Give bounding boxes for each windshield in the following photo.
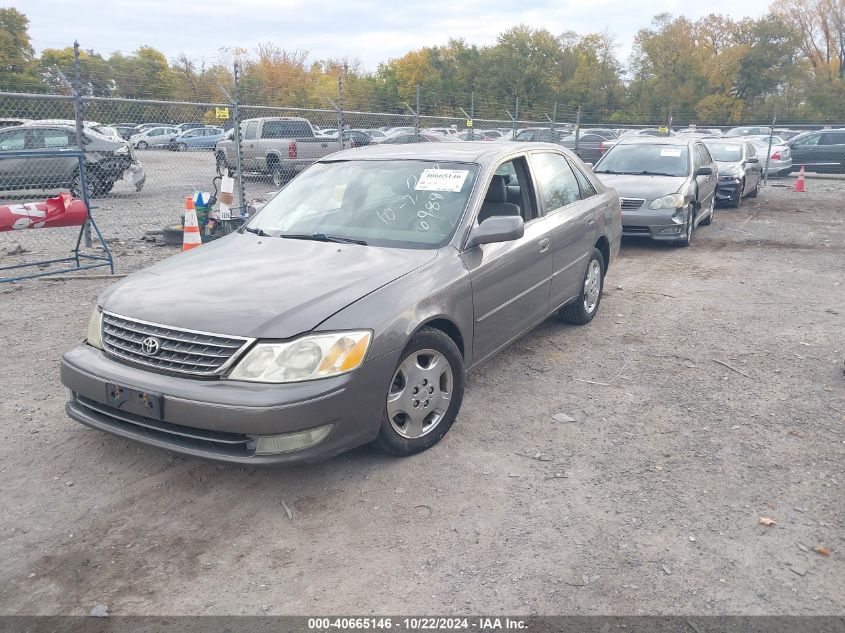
[594,144,690,177]
[704,143,744,161]
[246,160,479,249]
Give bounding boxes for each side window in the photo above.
[568,159,597,198]
[478,158,536,224]
[31,128,71,149]
[821,132,845,145]
[698,144,713,164]
[244,121,259,140]
[746,144,756,158]
[692,145,705,169]
[794,133,820,146]
[531,152,581,212]
[0,128,26,151]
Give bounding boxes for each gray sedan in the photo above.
[592,137,717,246]
[702,139,763,207]
[61,143,621,463]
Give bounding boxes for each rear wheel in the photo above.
[559,248,605,324]
[271,164,292,188]
[373,327,465,456]
[69,168,104,199]
[176,142,187,152]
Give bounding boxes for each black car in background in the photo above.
[788,129,845,173]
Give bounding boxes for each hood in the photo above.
[99,233,437,339]
[595,173,687,200]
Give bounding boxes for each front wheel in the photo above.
[373,327,465,456]
[559,248,605,325]
[136,140,148,150]
[674,205,695,247]
[216,153,228,176]
[176,142,187,152]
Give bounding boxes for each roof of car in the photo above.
[614,136,696,147]
[321,141,567,165]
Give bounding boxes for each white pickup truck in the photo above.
[215,117,346,186]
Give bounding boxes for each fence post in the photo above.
[512,97,519,140]
[232,60,246,213]
[414,85,420,141]
[72,41,92,247]
[469,91,474,140]
[574,105,582,156]
[764,113,776,186]
[668,105,673,130]
[337,66,345,151]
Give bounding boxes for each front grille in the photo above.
[75,395,255,457]
[101,312,252,377]
[620,198,645,210]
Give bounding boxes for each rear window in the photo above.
[263,120,313,138]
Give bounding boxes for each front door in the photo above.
[461,157,553,364]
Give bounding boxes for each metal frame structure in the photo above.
[0,149,114,282]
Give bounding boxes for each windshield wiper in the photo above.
[282,233,367,246]
[594,170,624,174]
[630,170,679,177]
[244,226,273,237]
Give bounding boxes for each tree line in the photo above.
[1,1,843,125]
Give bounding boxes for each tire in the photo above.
[674,205,695,247]
[559,248,605,324]
[373,327,465,457]
[271,164,291,188]
[728,179,743,208]
[176,142,187,152]
[136,140,148,150]
[69,168,104,199]
[699,195,714,226]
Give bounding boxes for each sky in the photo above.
[20,0,774,71]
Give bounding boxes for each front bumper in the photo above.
[621,206,687,241]
[716,179,740,201]
[61,342,400,464]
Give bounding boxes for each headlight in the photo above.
[228,331,371,383]
[114,145,129,155]
[649,193,685,210]
[87,307,103,349]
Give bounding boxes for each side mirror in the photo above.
[745,157,760,164]
[465,215,524,249]
[694,166,713,176]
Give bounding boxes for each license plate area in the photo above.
[105,383,163,420]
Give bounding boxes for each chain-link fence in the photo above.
[1,65,844,273]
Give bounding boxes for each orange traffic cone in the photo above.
[794,165,806,192]
[182,196,201,251]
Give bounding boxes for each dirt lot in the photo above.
[0,176,843,616]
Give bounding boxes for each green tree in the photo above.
[0,7,41,91]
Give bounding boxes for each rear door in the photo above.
[819,132,845,172]
[789,132,821,168]
[462,157,553,364]
[529,151,595,309]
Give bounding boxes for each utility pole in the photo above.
[512,97,519,140]
[414,85,420,141]
[470,91,474,140]
[574,105,582,156]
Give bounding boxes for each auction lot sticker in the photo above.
[415,169,469,192]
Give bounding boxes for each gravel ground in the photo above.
[0,175,843,616]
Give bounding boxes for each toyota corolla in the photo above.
[61,143,621,463]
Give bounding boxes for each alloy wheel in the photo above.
[387,349,453,439]
[583,259,602,314]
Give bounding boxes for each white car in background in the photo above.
[129,126,180,149]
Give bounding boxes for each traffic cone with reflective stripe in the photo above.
[794,165,806,192]
[182,196,202,251]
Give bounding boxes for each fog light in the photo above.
[659,226,682,234]
[254,424,333,455]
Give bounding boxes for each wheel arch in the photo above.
[594,235,611,272]
[414,317,465,360]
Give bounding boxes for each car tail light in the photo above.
[771,151,781,160]
[599,142,609,154]
[289,142,297,159]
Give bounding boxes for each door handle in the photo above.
[538,238,551,254]
[586,216,596,226]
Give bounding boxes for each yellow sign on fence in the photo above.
[215,107,230,120]
[466,119,473,128]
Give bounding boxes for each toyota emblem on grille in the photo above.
[140,336,162,356]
